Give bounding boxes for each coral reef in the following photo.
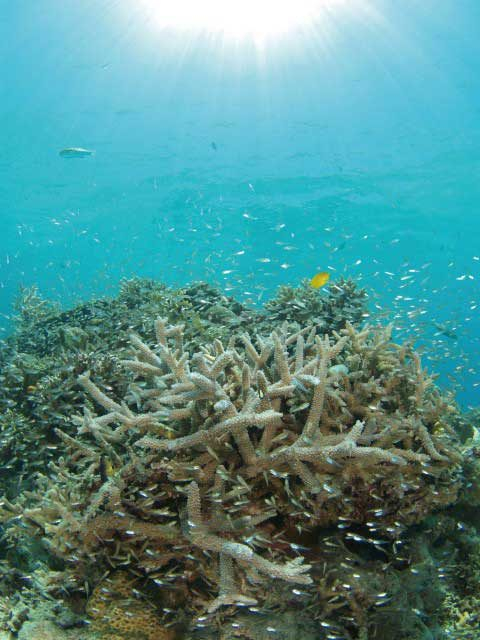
[0,278,478,639]
[86,571,176,639]
[264,277,368,331]
[0,280,252,495]
[0,278,367,496]
[0,563,85,639]
[2,315,464,637]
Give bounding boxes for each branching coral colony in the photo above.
[3,312,464,638]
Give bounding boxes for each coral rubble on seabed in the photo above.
[0,278,479,639]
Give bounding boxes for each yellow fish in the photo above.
[309,271,330,289]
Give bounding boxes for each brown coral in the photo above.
[86,571,176,640]
[4,317,463,637]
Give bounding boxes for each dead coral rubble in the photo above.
[2,313,463,638]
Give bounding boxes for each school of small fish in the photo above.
[1,179,478,406]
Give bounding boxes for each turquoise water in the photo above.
[1,0,479,407]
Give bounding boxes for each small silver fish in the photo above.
[433,322,458,340]
[59,147,94,158]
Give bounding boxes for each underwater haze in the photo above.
[3,3,480,639]
[2,1,480,405]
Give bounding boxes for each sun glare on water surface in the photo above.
[142,0,343,42]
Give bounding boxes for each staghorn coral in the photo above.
[2,313,465,639]
[0,280,254,496]
[0,278,366,499]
